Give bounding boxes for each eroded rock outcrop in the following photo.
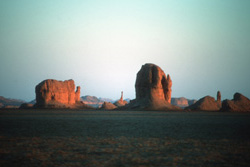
[101,102,117,110]
[19,103,33,109]
[185,95,221,111]
[114,91,128,107]
[217,91,221,103]
[34,79,82,108]
[221,93,250,112]
[128,63,181,110]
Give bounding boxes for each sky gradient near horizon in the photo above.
[0,0,250,102]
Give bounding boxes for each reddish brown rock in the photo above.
[114,91,128,107]
[75,86,81,102]
[185,93,221,111]
[221,93,250,112]
[35,79,81,108]
[101,102,117,110]
[128,63,181,110]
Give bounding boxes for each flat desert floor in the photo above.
[1,109,250,167]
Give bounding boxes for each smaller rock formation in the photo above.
[217,91,221,103]
[19,103,33,109]
[114,91,128,107]
[101,102,117,110]
[165,75,172,103]
[221,93,250,112]
[185,95,221,111]
[35,79,83,108]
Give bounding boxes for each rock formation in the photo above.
[188,99,197,106]
[171,97,190,108]
[217,91,221,103]
[114,91,128,107]
[128,63,181,110]
[34,79,82,108]
[185,95,221,111]
[101,102,117,110]
[19,103,33,109]
[0,96,26,107]
[221,93,250,112]
[75,86,81,102]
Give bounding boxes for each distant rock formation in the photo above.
[34,79,83,108]
[101,102,117,110]
[114,91,128,107]
[185,95,221,111]
[171,97,196,108]
[81,95,104,108]
[221,93,250,112]
[217,91,221,103]
[127,63,181,110]
[0,96,26,108]
[188,99,197,106]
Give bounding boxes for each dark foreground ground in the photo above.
[0,109,250,167]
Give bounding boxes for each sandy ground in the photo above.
[1,109,250,167]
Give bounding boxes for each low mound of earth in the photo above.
[221,93,250,112]
[101,102,117,110]
[185,96,221,111]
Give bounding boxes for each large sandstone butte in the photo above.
[128,63,181,110]
[35,79,82,108]
[221,93,250,112]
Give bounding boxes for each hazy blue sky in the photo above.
[0,0,250,101]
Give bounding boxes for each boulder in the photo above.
[34,79,81,108]
[101,102,117,110]
[221,93,250,112]
[185,96,221,111]
[128,63,181,110]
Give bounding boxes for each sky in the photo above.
[0,0,250,102]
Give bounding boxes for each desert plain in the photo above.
[1,109,250,167]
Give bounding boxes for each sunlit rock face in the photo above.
[128,63,181,111]
[221,93,250,112]
[185,96,221,111]
[135,63,172,104]
[101,102,117,110]
[35,79,81,108]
